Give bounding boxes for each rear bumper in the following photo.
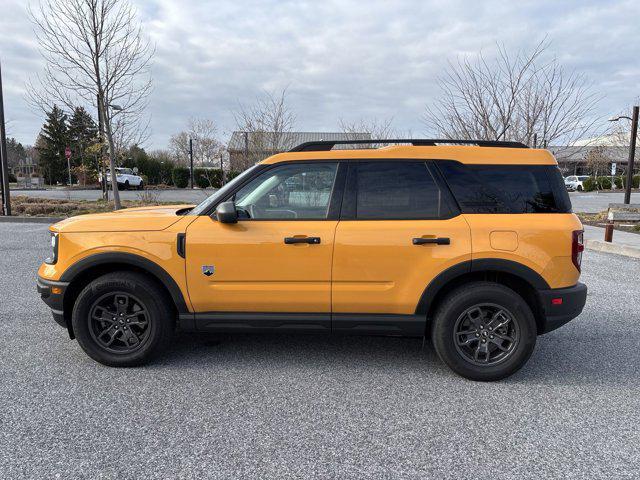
[37,276,69,329]
[537,282,587,334]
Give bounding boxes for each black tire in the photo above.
[577,185,583,191]
[137,181,143,190]
[430,282,536,381]
[124,180,130,190]
[72,272,174,367]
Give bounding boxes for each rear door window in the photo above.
[354,161,450,219]
[436,161,571,214]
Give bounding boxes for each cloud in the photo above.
[1,0,638,149]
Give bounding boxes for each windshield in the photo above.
[188,165,260,215]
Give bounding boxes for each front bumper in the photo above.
[37,276,69,329]
[537,282,587,334]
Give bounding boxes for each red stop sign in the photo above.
[65,146,71,159]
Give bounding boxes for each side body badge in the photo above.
[202,265,215,277]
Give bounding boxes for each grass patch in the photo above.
[575,211,607,223]
[11,195,189,217]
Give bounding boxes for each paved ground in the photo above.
[11,187,211,204]
[1,223,639,479]
[11,187,640,212]
[570,191,640,213]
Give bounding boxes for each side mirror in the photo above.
[215,201,238,224]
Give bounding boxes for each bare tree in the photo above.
[233,89,295,169]
[170,118,225,185]
[170,118,223,166]
[423,41,600,149]
[28,0,153,209]
[585,145,611,189]
[338,117,396,148]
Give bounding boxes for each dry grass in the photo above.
[11,195,188,217]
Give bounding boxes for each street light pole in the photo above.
[610,106,639,205]
[0,61,11,216]
[625,107,638,205]
[189,138,194,189]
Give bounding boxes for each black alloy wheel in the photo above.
[72,271,174,367]
[88,292,151,354]
[431,282,537,381]
[453,303,519,366]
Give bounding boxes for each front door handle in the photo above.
[413,237,450,245]
[284,236,321,245]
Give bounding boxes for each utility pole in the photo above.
[609,106,639,205]
[189,138,194,188]
[0,61,11,216]
[624,106,638,205]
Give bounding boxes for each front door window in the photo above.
[232,163,338,220]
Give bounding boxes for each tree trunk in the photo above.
[98,93,121,209]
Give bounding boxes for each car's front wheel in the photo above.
[431,282,537,381]
[72,272,174,367]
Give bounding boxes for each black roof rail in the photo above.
[289,139,529,152]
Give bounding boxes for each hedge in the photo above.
[193,168,224,189]
[172,167,190,188]
[596,176,612,190]
[582,177,596,192]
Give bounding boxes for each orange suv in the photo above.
[37,139,587,380]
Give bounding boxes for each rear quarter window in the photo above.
[436,161,572,214]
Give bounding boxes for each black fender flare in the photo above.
[415,259,549,315]
[60,252,189,314]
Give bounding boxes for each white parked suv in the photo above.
[100,167,144,190]
[564,175,589,191]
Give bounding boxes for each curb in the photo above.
[585,239,640,259]
[0,216,63,224]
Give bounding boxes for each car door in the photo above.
[331,161,471,331]
[185,161,343,323]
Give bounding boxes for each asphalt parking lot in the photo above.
[12,187,640,213]
[1,223,639,479]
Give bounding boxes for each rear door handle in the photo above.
[284,236,321,245]
[413,237,450,245]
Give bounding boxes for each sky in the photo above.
[1,0,639,150]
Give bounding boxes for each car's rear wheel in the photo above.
[431,282,536,381]
[72,272,174,367]
[577,185,583,191]
[137,181,144,190]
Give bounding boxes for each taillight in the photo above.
[572,230,584,272]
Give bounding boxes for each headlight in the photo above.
[45,232,59,265]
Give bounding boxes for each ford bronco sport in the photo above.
[37,139,587,381]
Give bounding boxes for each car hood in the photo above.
[52,205,194,233]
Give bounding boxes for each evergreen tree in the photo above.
[37,105,69,185]
[68,106,98,169]
[6,138,27,168]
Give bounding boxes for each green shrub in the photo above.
[596,176,612,190]
[172,167,190,188]
[226,170,242,181]
[614,176,625,189]
[582,177,596,192]
[8,173,17,183]
[634,175,640,189]
[209,169,224,188]
[194,168,210,188]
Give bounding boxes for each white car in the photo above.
[564,175,589,192]
[100,167,144,190]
